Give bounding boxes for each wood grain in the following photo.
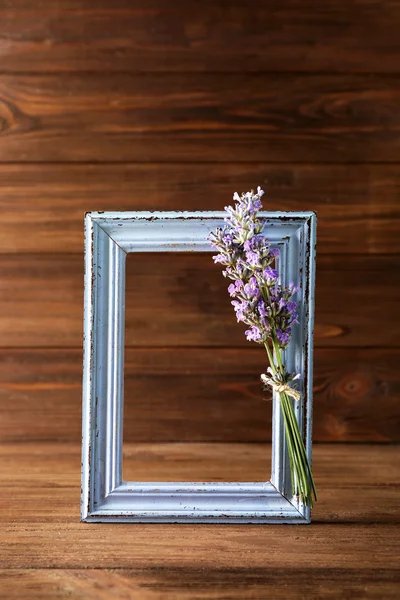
[1,74,400,162]
[0,570,162,600]
[0,348,398,443]
[1,568,399,600]
[0,571,161,600]
[2,1,400,74]
[0,443,399,552]
[1,163,399,254]
[1,442,399,524]
[0,253,398,348]
[0,442,398,597]
[0,2,399,596]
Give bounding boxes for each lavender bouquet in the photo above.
[209,187,317,507]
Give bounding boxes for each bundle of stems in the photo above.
[264,340,317,507]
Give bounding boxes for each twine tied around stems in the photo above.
[260,367,301,402]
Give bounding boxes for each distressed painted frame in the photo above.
[82,211,316,523]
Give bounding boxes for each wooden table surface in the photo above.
[1,442,399,599]
[1,1,400,598]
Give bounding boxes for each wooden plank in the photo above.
[0,568,399,600]
[0,570,161,600]
[0,443,399,572]
[1,442,399,523]
[1,74,400,162]
[1,163,399,255]
[0,254,398,348]
[2,1,400,74]
[0,348,398,443]
[0,567,399,600]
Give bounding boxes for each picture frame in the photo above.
[81,210,316,523]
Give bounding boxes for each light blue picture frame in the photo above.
[81,211,316,523]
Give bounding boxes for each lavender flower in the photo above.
[209,187,317,507]
[276,329,291,346]
[209,187,298,350]
[245,326,262,342]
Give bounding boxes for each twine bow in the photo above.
[260,368,301,402]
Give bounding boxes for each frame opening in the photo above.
[122,250,271,482]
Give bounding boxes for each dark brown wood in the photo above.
[1,74,400,162]
[0,2,399,596]
[0,348,398,443]
[0,570,163,600]
[0,442,398,596]
[0,570,162,600]
[1,442,399,526]
[1,163,399,255]
[0,444,399,576]
[1,442,400,524]
[2,1,400,74]
[0,253,397,348]
[0,568,399,600]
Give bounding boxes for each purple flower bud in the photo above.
[228,283,236,297]
[245,250,260,267]
[244,235,266,251]
[276,329,290,346]
[232,299,249,323]
[243,239,253,252]
[249,276,257,286]
[258,300,267,317]
[245,326,262,342]
[235,280,243,291]
[223,233,234,244]
[270,247,280,257]
[264,267,279,283]
[278,298,287,311]
[213,254,226,264]
[244,276,260,298]
[247,198,263,215]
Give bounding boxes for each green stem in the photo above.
[281,391,310,501]
[264,342,275,372]
[263,339,317,507]
[280,394,304,494]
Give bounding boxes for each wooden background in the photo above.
[1,0,400,447]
